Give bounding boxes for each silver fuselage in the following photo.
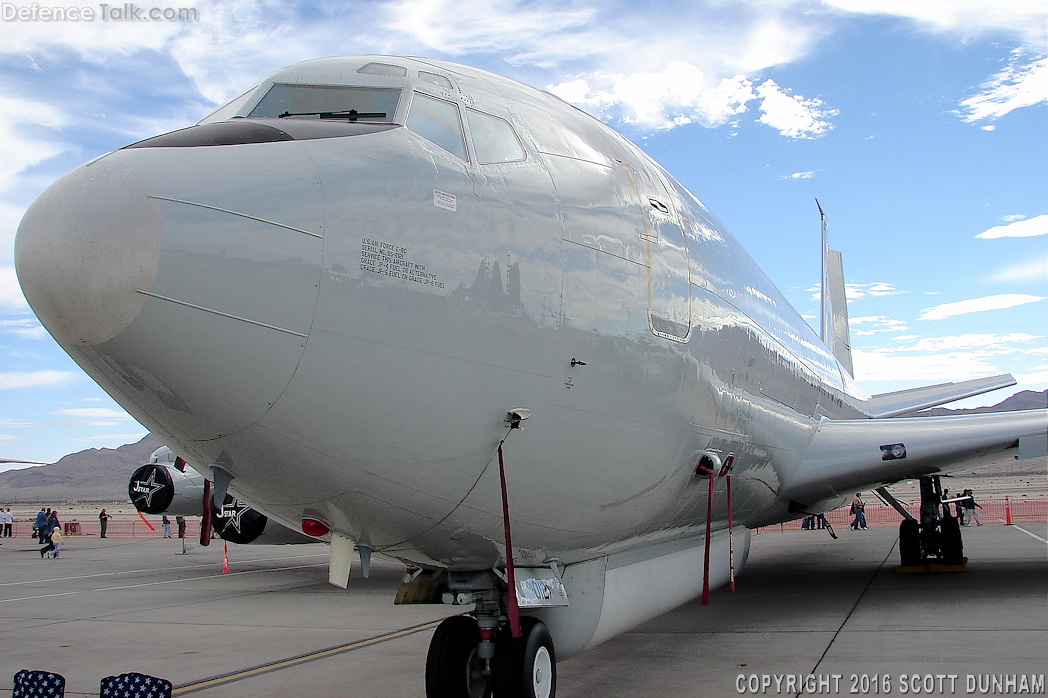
[17,56,883,571]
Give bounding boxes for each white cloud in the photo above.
[852,348,1000,382]
[0,96,69,194]
[987,254,1048,284]
[0,318,48,340]
[755,79,837,139]
[0,370,80,389]
[548,65,758,131]
[849,315,909,335]
[0,267,29,311]
[1016,366,1048,384]
[919,294,1046,320]
[958,50,1048,123]
[1001,214,1027,222]
[976,214,1048,239]
[821,0,1048,44]
[845,282,904,299]
[779,171,815,180]
[907,332,1040,352]
[76,432,148,442]
[56,408,130,419]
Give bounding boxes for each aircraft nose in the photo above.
[15,157,164,346]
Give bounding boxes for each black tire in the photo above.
[899,519,921,566]
[426,615,490,698]
[939,515,964,565]
[493,616,556,698]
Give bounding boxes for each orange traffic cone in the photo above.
[1005,496,1012,526]
[222,541,229,573]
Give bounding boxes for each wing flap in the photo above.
[865,374,1016,418]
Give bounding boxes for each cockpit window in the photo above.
[248,84,401,122]
[406,92,467,161]
[357,62,408,77]
[419,71,454,90]
[466,109,525,164]
[198,83,260,125]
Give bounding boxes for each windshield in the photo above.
[249,84,401,122]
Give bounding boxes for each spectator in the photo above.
[36,507,47,543]
[2,507,12,537]
[162,515,171,538]
[850,492,867,530]
[962,489,983,526]
[99,508,111,538]
[175,516,186,539]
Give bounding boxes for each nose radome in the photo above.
[15,157,163,347]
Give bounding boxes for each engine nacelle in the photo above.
[130,446,315,545]
[128,451,205,517]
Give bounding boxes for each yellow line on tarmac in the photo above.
[172,619,444,695]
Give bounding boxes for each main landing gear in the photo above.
[425,572,556,698]
[898,475,964,568]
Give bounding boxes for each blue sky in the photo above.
[1,1,1046,466]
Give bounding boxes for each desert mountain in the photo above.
[0,434,161,503]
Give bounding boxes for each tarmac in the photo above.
[0,523,1044,697]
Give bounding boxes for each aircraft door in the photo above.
[617,153,692,343]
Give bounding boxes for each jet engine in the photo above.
[128,461,205,516]
[129,446,314,545]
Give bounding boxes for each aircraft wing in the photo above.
[779,408,1047,508]
[865,374,1016,418]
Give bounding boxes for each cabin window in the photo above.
[248,84,400,122]
[419,71,454,90]
[357,62,408,77]
[466,109,526,164]
[407,92,467,161]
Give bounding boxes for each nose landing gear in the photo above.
[426,571,557,698]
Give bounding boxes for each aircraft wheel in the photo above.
[899,519,921,566]
[940,515,964,564]
[425,615,490,698]
[493,617,556,698]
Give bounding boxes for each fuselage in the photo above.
[16,56,869,571]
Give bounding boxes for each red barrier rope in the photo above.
[727,475,735,593]
[497,442,521,638]
[702,471,714,606]
[136,510,155,531]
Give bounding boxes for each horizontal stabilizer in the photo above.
[781,408,1047,506]
[866,374,1016,418]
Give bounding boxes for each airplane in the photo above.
[13,55,1046,698]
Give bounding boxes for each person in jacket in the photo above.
[99,509,111,538]
[849,493,867,530]
[962,489,983,526]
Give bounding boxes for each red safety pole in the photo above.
[702,470,715,605]
[727,475,735,593]
[200,479,212,547]
[1005,496,1012,525]
[497,442,521,638]
[222,540,229,573]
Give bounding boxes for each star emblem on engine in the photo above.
[220,497,249,534]
[131,468,166,509]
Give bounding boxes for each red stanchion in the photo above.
[701,471,715,606]
[222,540,229,573]
[727,475,735,593]
[497,442,521,639]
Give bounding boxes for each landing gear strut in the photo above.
[898,475,964,567]
[425,572,557,698]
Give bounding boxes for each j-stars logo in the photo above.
[130,468,166,509]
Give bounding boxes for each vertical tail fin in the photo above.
[817,200,854,376]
